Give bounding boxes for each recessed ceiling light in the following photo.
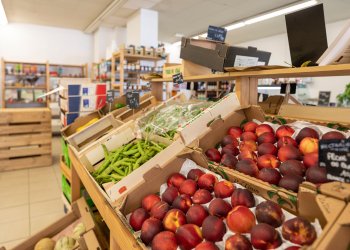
[0,0,8,25]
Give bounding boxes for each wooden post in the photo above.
[235,77,250,106]
[249,77,258,105]
[151,81,164,101]
[120,51,125,95]
[71,161,81,202]
[111,55,116,91]
[46,61,50,107]
[1,58,5,108]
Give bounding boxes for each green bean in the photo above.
[122,148,139,156]
[122,142,134,152]
[137,140,145,156]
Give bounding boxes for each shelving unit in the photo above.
[111,49,167,95]
[1,59,50,108]
[91,59,112,83]
[67,63,350,250]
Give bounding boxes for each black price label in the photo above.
[318,91,331,106]
[319,139,350,183]
[107,90,118,103]
[172,73,184,85]
[207,25,227,42]
[126,91,140,109]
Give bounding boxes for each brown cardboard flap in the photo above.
[318,182,350,202]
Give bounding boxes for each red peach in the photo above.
[239,140,258,152]
[256,124,274,137]
[152,231,178,250]
[221,153,238,169]
[163,209,187,232]
[198,173,218,192]
[322,131,346,140]
[202,215,226,242]
[205,148,221,163]
[225,234,252,250]
[278,145,302,161]
[282,217,316,245]
[187,169,205,181]
[296,127,319,143]
[192,189,213,204]
[258,143,277,156]
[277,136,298,149]
[222,135,239,147]
[186,204,208,227]
[257,168,282,185]
[175,224,203,250]
[231,188,256,208]
[303,152,319,168]
[214,180,235,198]
[179,179,197,196]
[208,198,232,218]
[140,217,163,245]
[257,132,276,145]
[162,186,179,205]
[222,144,239,156]
[299,137,319,155]
[278,174,304,192]
[150,201,170,220]
[129,208,149,231]
[195,241,219,250]
[142,194,161,212]
[257,154,280,169]
[243,121,258,132]
[227,206,256,233]
[240,131,258,141]
[228,126,243,139]
[167,173,186,189]
[172,194,192,213]
[251,223,282,249]
[255,201,285,228]
[235,159,259,177]
[280,160,306,177]
[276,125,295,139]
[306,167,328,184]
[238,150,258,162]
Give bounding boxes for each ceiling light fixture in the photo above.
[0,0,8,25]
[172,0,318,46]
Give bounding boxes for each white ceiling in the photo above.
[3,0,350,44]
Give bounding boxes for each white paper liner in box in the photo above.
[126,159,323,250]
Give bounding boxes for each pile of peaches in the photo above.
[205,121,347,192]
[128,168,317,250]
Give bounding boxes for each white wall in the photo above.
[126,11,141,46]
[233,19,350,103]
[0,23,93,64]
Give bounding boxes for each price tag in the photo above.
[318,91,331,106]
[207,25,227,42]
[319,139,350,183]
[126,91,140,109]
[172,73,184,85]
[107,90,118,103]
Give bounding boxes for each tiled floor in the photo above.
[0,136,65,249]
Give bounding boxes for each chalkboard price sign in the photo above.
[318,91,331,106]
[107,90,118,103]
[172,73,184,85]
[126,91,140,109]
[319,139,350,183]
[207,25,227,42]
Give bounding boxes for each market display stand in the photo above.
[111,50,167,95]
[68,64,350,249]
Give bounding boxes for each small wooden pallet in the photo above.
[0,108,52,171]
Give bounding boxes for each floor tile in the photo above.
[0,191,29,209]
[0,237,26,249]
[29,185,61,203]
[30,199,64,218]
[30,211,65,235]
[0,205,29,224]
[0,170,28,189]
[0,219,30,242]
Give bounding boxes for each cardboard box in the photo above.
[61,110,92,127]
[180,37,270,72]
[162,60,212,78]
[75,121,186,204]
[60,95,107,113]
[114,148,348,250]
[259,95,285,115]
[59,83,106,99]
[8,198,103,250]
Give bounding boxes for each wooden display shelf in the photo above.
[5,86,47,89]
[113,52,163,62]
[60,155,72,183]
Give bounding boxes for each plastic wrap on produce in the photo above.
[126,159,323,250]
[139,101,212,139]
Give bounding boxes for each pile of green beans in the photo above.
[92,140,167,185]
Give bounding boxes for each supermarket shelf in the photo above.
[6,86,47,90]
[5,73,46,77]
[113,52,163,61]
[150,64,350,82]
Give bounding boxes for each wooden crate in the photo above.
[0,108,52,171]
[60,155,72,183]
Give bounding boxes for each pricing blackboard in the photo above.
[319,139,350,183]
[107,90,118,103]
[207,25,227,42]
[318,91,331,106]
[126,91,140,109]
[172,73,184,85]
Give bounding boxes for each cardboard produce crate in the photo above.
[74,120,186,205]
[114,148,348,250]
[162,60,212,78]
[61,154,72,183]
[61,110,92,127]
[59,82,106,99]
[7,198,104,250]
[0,108,52,171]
[60,95,107,113]
[258,95,285,115]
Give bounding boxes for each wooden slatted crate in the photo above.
[0,108,52,171]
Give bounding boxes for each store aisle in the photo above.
[0,136,65,249]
